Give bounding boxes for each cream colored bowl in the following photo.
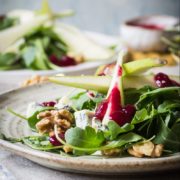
[120,15,178,51]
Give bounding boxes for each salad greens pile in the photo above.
[0,26,69,70]
[0,0,113,70]
[4,55,180,157]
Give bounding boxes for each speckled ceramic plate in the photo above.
[0,83,180,174]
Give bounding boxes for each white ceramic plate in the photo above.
[0,31,119,93]
[0,83,180,174]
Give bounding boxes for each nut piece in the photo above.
[63,145,73,153]
[36,118,53,134]
[127,148,143,158]
[127,141,164,158]
[21,75,48,87]
[58,109,74,123]
[101,148,121,156]
[151,144,164,158]
[133,141,154,156]
[36,109,74,134]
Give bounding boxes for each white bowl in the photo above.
[120,15,178,51]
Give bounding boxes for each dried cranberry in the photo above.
[49,55,76,67]
[42,101,56,107]
[49,134,64,146]
[154,73,180,88]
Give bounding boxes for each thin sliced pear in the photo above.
[0,15,49,52]
[53,23,114,61]
[96,58,167,76]
[49,75,179,93]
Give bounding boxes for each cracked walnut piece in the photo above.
[21,75,48,87]
[128,141,164,158]
[101,148,121,156]
[36,109,74,134]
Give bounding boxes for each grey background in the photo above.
[0,0,179,35]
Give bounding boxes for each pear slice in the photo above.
[49,75,179,93]
[96,58,167,76]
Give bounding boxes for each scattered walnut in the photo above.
[101,148,121,156]
[36,118,53,134]
[151,144,164,158]
[133,141,154,156]
[36,109,74,134]
[21,75,48,87]
[63,145,73,153]
[127,141,164,158]
[128,148,143,158]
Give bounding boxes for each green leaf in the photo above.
[136,87,180,109]
[0,16,18,30]
[158,100,180,113]
[22,135,63,151]
[0,53,18,66]
[154,119,180,152]
[27,106,55,131]
[106,121,134,140]
[70,91,104,110]
[124,86,154,104]
[131,106,158,125]
[103,132,143,149]
[21,46,36,67]
[65,126,105,149]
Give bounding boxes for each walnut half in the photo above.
[36,109,74,135]
[128,141,164,158]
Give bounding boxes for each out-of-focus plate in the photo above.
[0,32,119,92]
[0,83,180,174]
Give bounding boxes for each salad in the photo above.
[0,0,113,70]
[6,51,180,158]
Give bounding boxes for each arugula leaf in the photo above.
[154,119,180,152]
[131,106,159,125]
[124,86,154,105]
[70,91,104,110]
[27,107,55,131]
[158,100,180,113]
[8,104,54,131]
[22,135,63,151]
[105,121,134,140]
[65,126,105,151]
[103,132,142,149]
[136,87,180,109]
